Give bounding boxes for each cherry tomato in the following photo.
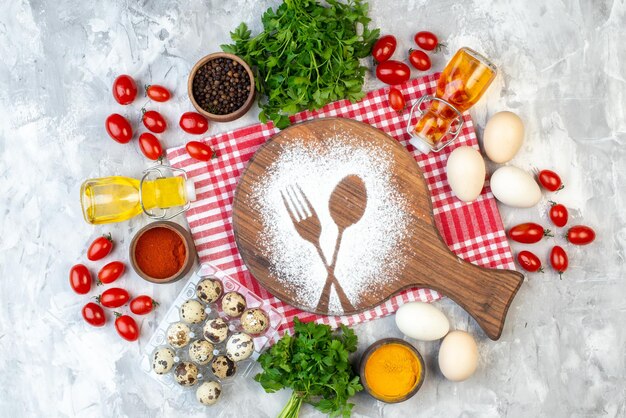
[82,302,106,327]
[97,287,130,308]
[112,75,137,105]
[87,234,113,261]
[179,112,209,135]
[114,313,139,341]
[105,114,133,144]
[517,251,543,273]
[146,84,171,102]
[69,264,92,294]
[372,35,397,63]
[388,88,406,111]
[566,225,596,245]
[508,223,553,244]
[142,110,167,133]
[130,295,159,315]
[414,31,440,51]
[97,261,125,285]
[538,169,563,192]
[408,49,431,71]
[138,132,163,160]
[376,60,411,85]
[550,246,568,278]
[186,141,214,161]
[548,202,568,227]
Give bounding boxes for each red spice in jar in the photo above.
[134,227,186,279]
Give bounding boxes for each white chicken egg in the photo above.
[395,302,450,341]
[438,330,479,381]
[446,146,486,202]
[490,166,541,208]
[483,111,525,163]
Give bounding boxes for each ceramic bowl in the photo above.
[359,338,426,403]
[129,221,196,284]
[187,52,255,122]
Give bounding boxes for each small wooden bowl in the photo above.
[359,338,426,403]
[187,52,256,122]
[129,221,196,284]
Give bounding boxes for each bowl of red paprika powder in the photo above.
[130,221,196,284]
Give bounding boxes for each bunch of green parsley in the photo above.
[254,318,363,418]
[221,0,379,129]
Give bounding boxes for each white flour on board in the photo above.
[252,132,409,314]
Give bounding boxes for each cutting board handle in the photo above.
[427,261,524,340]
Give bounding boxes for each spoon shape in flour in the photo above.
[316,174,367,313]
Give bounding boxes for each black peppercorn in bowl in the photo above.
[188,52,256,123]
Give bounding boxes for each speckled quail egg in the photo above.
[196,380,222,406]
[221,291,247,317]
[189,340,214,365]
[211,355,237,379]
[174,361,199,387]
[240,308,270,334]
[203,317,229,344]
[167,322,192,348]
[180,299,207,324]
[151,347,176,375]
[196,278,223,304]
[226,332,254,362]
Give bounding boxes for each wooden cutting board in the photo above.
[232,118,523,340]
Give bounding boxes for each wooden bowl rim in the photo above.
[187,52,256,122]
[358,338,426,403]
[129,221,196,284]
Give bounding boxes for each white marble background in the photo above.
[0,0,624,417]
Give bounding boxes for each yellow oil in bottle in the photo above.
[80,175,190,224]
[413,47,497,147]
[436,47,497,113]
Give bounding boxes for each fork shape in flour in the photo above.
[280,184,355,313]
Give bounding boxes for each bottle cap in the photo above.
[409,136,433,154]
[185,179,197,202]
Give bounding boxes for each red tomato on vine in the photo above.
[550,246,568,279]
[112,75,137,105]
[142,110,167,133]
[414,31,442,51]
[87,234,113,261]
[114,313,139,341]
[548,202,568,228]
[146,84,171,102]
[372,35,397,63]
[566,225,595,245]
[130,296,159,315]
[517,251,543,273]
[408,49,431,71]
[388,88,406,111]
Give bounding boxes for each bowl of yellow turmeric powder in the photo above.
[359,338,425,403]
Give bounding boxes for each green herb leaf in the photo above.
[221,0,379,129]
[255,318,362,417]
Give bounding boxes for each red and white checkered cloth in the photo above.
[166,73,515,335]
